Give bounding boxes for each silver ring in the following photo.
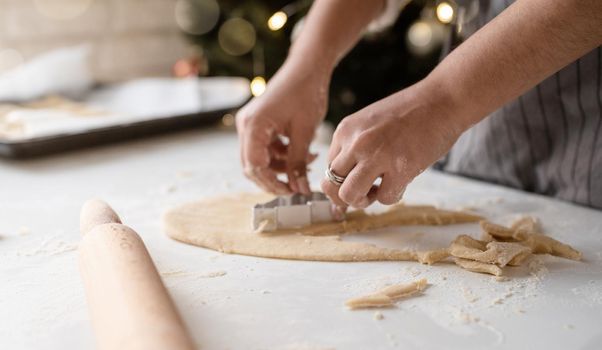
[325,165,346,186]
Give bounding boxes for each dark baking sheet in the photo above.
[0,107,235,159]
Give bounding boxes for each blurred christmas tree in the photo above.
[177,0,453,124]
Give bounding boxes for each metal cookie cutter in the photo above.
[252,192,336,232]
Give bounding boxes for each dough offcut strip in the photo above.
[346,278,428,309]
[79,199,195,350]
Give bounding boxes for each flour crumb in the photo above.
[491,298,503,305]
[494,276,509,282]
[461,287,479,303]
[456,311,479,324]
[18,239,77,257]
[373,312,384,320]
[161,270,227,278]
[18,226,31,235]
[528,257,548,280]
[160,269,187,277]
[261,290,271,294]
[200,270,227,278]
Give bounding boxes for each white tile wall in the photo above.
[0,0,192,82]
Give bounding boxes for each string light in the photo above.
[250,76,266,97]
[436,2,455,24]
[267,11,288,31]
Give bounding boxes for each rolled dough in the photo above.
[163,193,481,262]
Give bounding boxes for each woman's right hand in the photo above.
[236,61,331,195]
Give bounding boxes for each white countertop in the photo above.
[1,127,601,350]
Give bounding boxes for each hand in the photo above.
[236,61,331,195]
[321,82,464,209]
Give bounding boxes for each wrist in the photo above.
[414,74,477,134]
[276,53,333,94]
[287,38,337,76]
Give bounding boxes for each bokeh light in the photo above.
[221,113,235,127]
[218,18,256,56]
[267,11,288,31]
[436,2,455,24]
[175,0,220,35]
[406,21,433,55]
[250,76,266,97]
[34,0,93,21]
[0,49,25,73]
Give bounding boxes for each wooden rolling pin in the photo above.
[79,199,196,350]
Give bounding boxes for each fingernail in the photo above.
[331,204,346,221]
[298,177,311,195]
[397,187,407,202]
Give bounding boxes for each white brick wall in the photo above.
[0,0,193,82]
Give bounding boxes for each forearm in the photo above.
[287,0,386,72]
[425,0,602,129]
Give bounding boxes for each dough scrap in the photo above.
[449,236,531,267]
[454,258,503,276]
[511,216,541,233]
[480,221,581,261]
[345,279,427,309]
[163,193,481,262]
[415,248,450,265]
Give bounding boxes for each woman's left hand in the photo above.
[321,82,465,210]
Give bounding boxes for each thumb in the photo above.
[287,130,313,195]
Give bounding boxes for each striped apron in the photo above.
[437,0,602,209]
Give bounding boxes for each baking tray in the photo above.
[0,107,235,158]
[0,77,250,159]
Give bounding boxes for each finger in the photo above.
[328,119,346,158]
[330,202,347,221]
[329,149,356,179]
[376,172,407,205]
[338,163,382,208]
[270,152,318,173]
[287,131,312,195]
[244,127,272,169]
[253,167,291,195]
[321,178,348,209]
[235,112,249,171]
[307,152,318,164]
[269,137,288,159]
[242,124,284,192]
[269,159,287,173]
[327,136,342,164]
